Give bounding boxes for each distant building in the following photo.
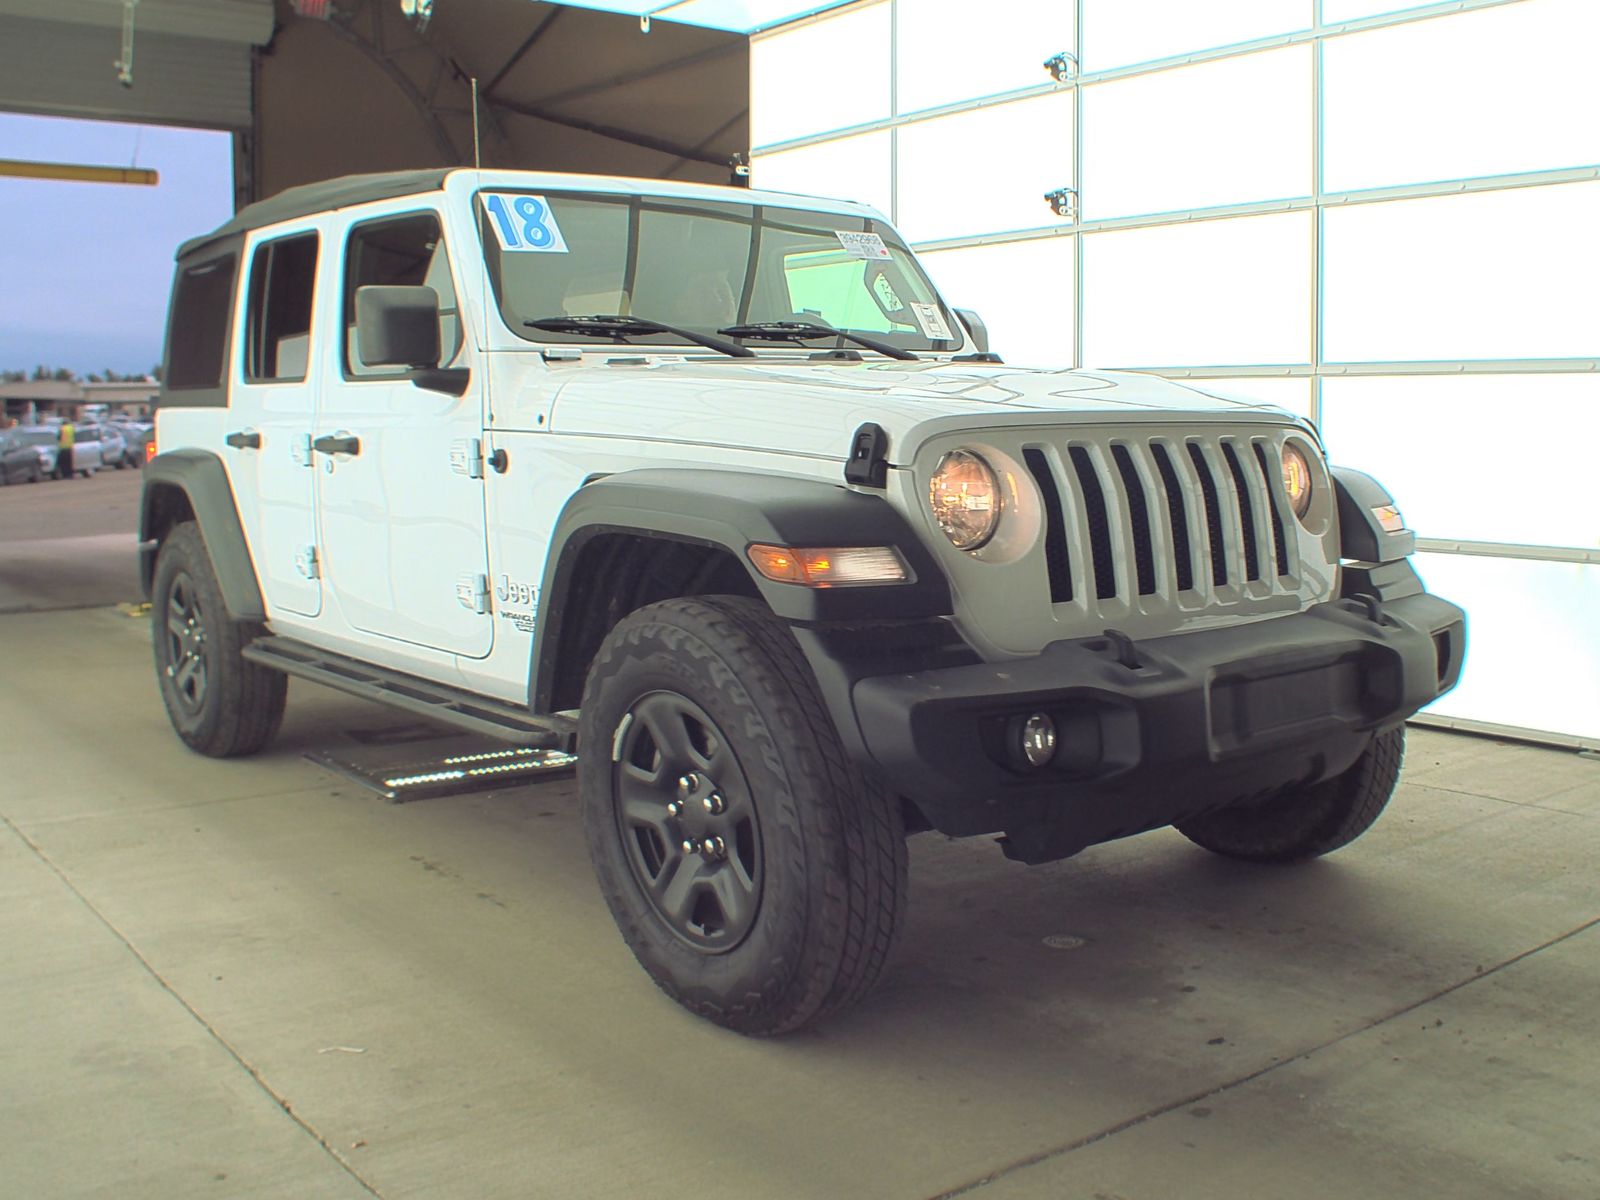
[0,379,158,424]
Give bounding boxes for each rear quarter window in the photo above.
[165,253,239,391]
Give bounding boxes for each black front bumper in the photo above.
[797,583,1465,864]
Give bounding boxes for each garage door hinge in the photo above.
[295,545,321,580]
[457,573,489,614]
[450,438,484,479]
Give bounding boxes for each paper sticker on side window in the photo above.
[910,302,954,341]
[482,193,569,254]
[835,230,891,260]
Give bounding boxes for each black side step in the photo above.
[242,637,576,749]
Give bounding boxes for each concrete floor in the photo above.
[2,474,1598,1198]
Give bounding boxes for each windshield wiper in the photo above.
[524,314,753,359]
[717,321,918,362]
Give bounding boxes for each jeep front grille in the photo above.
[1022,431,1300,614]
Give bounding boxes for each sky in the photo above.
[0,112,234,379]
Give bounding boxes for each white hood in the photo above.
[545,358,1295,464]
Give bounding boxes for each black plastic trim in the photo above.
[1332,467,1416,562]
[139,450,266,620]
[528,469,953,712]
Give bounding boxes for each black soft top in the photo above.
[177,168,454,262]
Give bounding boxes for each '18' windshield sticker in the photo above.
[910,302,954,341]
[834,230,891,260]
[482,193,569,254]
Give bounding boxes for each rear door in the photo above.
[315,207,492,658]
[226,227,324,618]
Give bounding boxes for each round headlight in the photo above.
[1281,442,1314,522]
[929,449,1001,550]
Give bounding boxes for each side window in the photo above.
[165,253,238,389]
[343,213,462,378]
[244,233,319,383]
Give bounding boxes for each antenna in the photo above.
[471,76,481,169]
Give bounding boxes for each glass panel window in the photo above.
[753,130,893,218]
[1320,375,1600,549]
[1083,211,1310,367]
[1325,0,1600,193]
[1414,553,1600,741]
[244,233,318,383]
[750,2,890,148]
[895,0,1074,113]
[1323,182,1600,364]
[164,254,237,390]
[920,237,1074,368]
[1083,0,1310,71]
[343,213,461,378]
[1083,45,1310,220]
[1322,1,1432,22]
[896,92,1072,244]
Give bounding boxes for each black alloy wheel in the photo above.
[612,691,763,952]
[163,570,211,716]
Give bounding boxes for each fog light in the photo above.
[1019,712,1057,768]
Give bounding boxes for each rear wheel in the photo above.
[151,522,287,757]
[1176,727,1405,863]
[579,595,907,1035]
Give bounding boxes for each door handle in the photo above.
[312,433,361,456]
[225,429,261,450]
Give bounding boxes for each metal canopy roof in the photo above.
[535,0,855,34]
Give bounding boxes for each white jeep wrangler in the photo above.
[141,168,1465,1035]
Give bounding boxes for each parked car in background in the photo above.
[0,428,46,483]
[12,426,63,477]
[63,425,107,477]
[95,424,128,469]
[110,420,153,467]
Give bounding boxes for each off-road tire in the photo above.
[1176,727,1405,863]
[151,522,287,758]
[579,595,907,1035]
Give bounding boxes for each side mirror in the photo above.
[355,285,441,368]
[954,308,990,354]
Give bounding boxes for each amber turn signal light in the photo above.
[746,544,908,587]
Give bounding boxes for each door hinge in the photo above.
[450,437,484,479]
[456,573,489,614]
[292,433,314,467]
[295,545,321,580]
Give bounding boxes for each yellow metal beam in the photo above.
[0,159,159,186]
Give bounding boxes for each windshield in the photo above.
[478,190,962,355]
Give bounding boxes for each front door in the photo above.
[315,208,493,658]
[228,228,322,618]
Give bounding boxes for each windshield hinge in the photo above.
[450,438,484,479]
[541,347,582,363]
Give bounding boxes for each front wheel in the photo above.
[1175,727,1405,863]
[579,595,907,1036]
[151,522,287,757]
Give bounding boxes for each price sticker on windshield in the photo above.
[835,230,891,260]
[482,193,569,253]
[910,302,954,341]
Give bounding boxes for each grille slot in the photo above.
[1110,444,1157,596]
[1253,441,1291,577]
[1221,442,1262,582]
[1186,441,1229,587]
[1068,445,1118,600]
[1023,447,1073,603]
[1150,442,1195,593]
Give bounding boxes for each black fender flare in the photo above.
[139,449,266,620]
[528,469,953,713]
[1330,467,1416,564]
